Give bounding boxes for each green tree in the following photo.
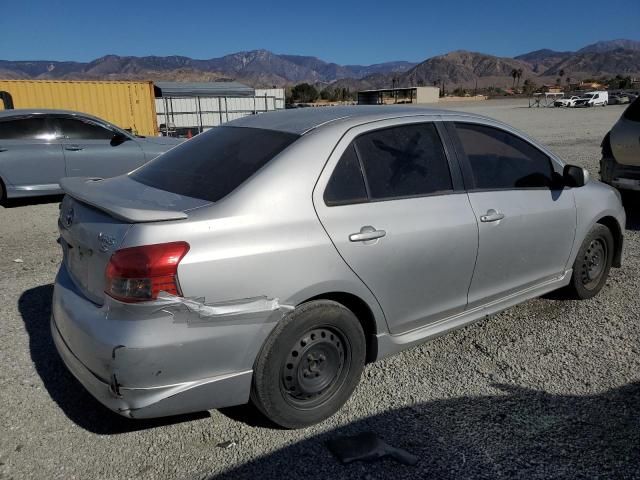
[522,78,537,95]
[516,68,523,88]
[290,83,319,103]
[510,69,518,88]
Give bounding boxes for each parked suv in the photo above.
[52,106,625,428]
[0,109,181,200]
[601,97,640,190]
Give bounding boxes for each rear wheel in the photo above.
[251,300,365,429]
[565,224,614,299]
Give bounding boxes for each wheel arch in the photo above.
[596,215,623,268]
[300,291,379,363]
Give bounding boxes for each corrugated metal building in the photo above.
[154,82,285,136]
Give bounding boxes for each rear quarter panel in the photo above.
[119,128,389,332]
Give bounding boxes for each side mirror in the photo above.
[110,132,129,146]
[563,164,589,187]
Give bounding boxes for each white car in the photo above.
[574,91,609,107]
[554,96,581,108]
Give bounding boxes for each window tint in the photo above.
[130,126,299,202]
[354,123,452,200]
[623,97,640,122]
[0,117,55,140]
[57,117,114,140]
[454,123,554,189]
[324,145,368,205]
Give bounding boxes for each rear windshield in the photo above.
[130,126,299,202]
[623,97,640,122]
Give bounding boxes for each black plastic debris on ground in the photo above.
[326,432,418,466]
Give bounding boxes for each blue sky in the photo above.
[2,0,639,64]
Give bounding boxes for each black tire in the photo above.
[251,300,365,429]
[565,224,614,299]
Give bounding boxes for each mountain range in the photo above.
[1,39,639,91]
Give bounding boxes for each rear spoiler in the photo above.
[60,177,191,223]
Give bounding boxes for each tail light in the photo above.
[105,242,190,303]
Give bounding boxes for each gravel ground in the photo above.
[1,99,639,480]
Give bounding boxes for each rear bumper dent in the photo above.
[51,315,253,418]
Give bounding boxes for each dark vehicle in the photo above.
[601,97,640,191]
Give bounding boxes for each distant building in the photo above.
[357,86,439,105]
[154,82,285,137]
[544,85,564,94]
[578,81,606,90]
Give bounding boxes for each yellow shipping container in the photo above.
[0,79,158,136]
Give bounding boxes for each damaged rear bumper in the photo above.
[51,316,252,418]
[51,263,288,419]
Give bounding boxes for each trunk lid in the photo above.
[58,175,210,304]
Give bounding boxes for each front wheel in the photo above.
[251,300,366,429]
[565,224,614,299]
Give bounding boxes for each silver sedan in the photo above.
[52,106,625,428]
[0,109,181,199]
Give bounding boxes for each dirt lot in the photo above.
[1,99,639,479]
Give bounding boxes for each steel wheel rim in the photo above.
[281,326,350,409]
[581,237,607,290]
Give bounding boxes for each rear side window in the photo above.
[623,97,640,122]
[324,145,368,205]
[454,123,554,190]
[354,123,452,200]
[0,116,55,140]
[130,126,299,202]
[57,117,114,140]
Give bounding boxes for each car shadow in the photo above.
[18,284,208,434]
[1,194,64,208]
[621,191,640,231]
[213,382,640,479]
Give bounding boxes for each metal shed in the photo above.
[357,86,440,105]
[154,81,285,136]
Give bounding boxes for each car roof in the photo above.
[227,105,490,135]
[0,108,103,121]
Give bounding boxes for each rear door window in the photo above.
[56,117,115,140]
[353,123,452,200]
[324,145,368,206]
[0,116,56,140]
[454,122,555,190]
[130,126,299,202]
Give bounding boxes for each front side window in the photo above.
[454,123,555,190]
[57,117,114,140]
[353,123,452,200]
[131,126,299,202]
[0,116,56,140]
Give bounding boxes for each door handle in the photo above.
[65,145,84,151]
[0,147,7,152]
[480,209,505,223]
[349,226,386,242]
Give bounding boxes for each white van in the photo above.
[574,91,609,107]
